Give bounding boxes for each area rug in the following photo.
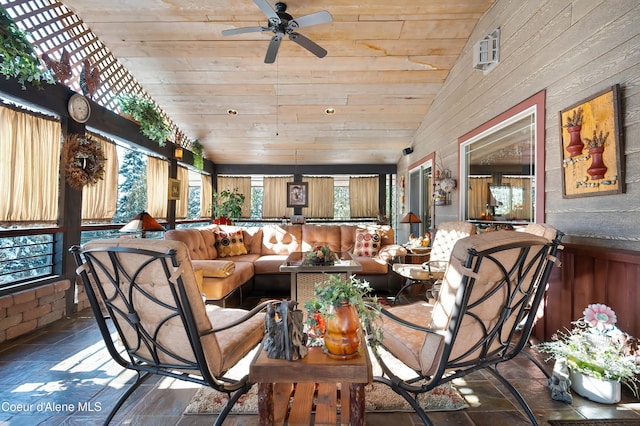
[548,420,640,426]
[184,347,468,415]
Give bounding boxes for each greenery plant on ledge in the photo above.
[117,93,171,146]
[1,8,54,89]
[212,188,245,220]
[191,139,203,170]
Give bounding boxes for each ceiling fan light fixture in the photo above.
[227,109,238,116]
[324,107,335,115]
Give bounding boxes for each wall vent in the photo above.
[473,28,500,73]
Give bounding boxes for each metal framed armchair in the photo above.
[70,239,269,425]
[370,226,563,425]
[392,221,476,303]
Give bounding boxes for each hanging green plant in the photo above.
[117,93,171,146]
[0,7,54,89]
[192,139,203,170]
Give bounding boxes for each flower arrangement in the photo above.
[304,274,383,345]
[306,245,336,264]
[536,304,640,396]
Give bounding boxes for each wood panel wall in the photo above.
[534,243,640,341]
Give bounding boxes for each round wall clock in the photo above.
[68,93,91,123]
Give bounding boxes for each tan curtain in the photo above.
[349,176,379,218]
[147,156,168,219]
[201,174,212,218]
[175,166,189,219]
[0,105,61,223]
[502,176,533,221]
[263,176,293,218]
[468,177,492,220]
[81,134,118,222]
[216,176,251,217]
[302,176,334,219]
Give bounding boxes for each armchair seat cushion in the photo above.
[204,305,265,376]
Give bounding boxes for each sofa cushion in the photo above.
[300,225,342,253]
[191,259,235,277]
[354,256,389,274]
[165,227,218,260]
[253,254,290,275]
[261,225,302,255]
[354,228,381,257]
[214,229,248,258]
[200,261,254,301]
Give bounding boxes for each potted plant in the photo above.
[536,304,640,403]
[117,93,171,146]
[212,188,245,224]
[305,274,382,360]
[191,139,203,170]
[1,8,54,89]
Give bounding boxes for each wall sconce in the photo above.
[174,146,183,160]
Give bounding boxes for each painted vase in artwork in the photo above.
[565,125,584,157]
[587,146,607,180]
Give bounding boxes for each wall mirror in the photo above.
[459,91,545,227]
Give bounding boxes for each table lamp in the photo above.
[400,212,421,241]
[119,211,165,238]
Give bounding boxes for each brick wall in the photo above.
[0,280,71,343]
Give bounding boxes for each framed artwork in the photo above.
[287,182,308,207]
[559,84,624,198]
[168,178,181,200]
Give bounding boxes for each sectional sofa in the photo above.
[164,224,406,305]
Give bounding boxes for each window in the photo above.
[459,91,545,227]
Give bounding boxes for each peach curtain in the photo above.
[262,176,293,218]
[468,177,492,220]
[81,134,119,222]
[349,176,379,218]
[175,166,189,219]
[147,156,168,219]
[0,105,61,223]
[216,176,251,217]
[302,176,334,219]
[201,174,213,218]
[502,176,533,221]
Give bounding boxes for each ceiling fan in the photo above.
[222,0,332,63]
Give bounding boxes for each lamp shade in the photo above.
[400,212,421,224]
[120,211,165,237]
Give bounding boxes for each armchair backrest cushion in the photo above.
[80,239,226,377]
[421,229,556,376]
[429,221,477,264]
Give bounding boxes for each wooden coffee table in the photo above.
[250,341,372,425]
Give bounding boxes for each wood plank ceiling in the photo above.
[53,0,495,165]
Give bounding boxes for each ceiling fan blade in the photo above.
[288,10,332,30]
[253,0,280,25]
[222,26,269,36]
[265,33,283,63]
[288,32,327,58]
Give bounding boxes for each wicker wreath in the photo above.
[62,134,106,190]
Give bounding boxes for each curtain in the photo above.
[502,176,533,221]
[263,176,293,218]
[302,176,334,219]
[468,177,492,220]
[175,166,189,219]
[349,176,379,218]
[201,174,212,218]
[216,176,251,217]
[81,134,118,222]
[147,156,168,219]
[0,105,61,223]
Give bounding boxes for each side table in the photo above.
[250,342,372,425]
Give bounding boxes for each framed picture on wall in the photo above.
[559,84,624,198]
[287,182,308,207]
[168,178,181,200]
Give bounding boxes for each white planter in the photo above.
[569,370,621,404]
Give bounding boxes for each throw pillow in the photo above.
[354,228,381,257]
[214,230,248,258]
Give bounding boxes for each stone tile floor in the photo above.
[1,311,639,425]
